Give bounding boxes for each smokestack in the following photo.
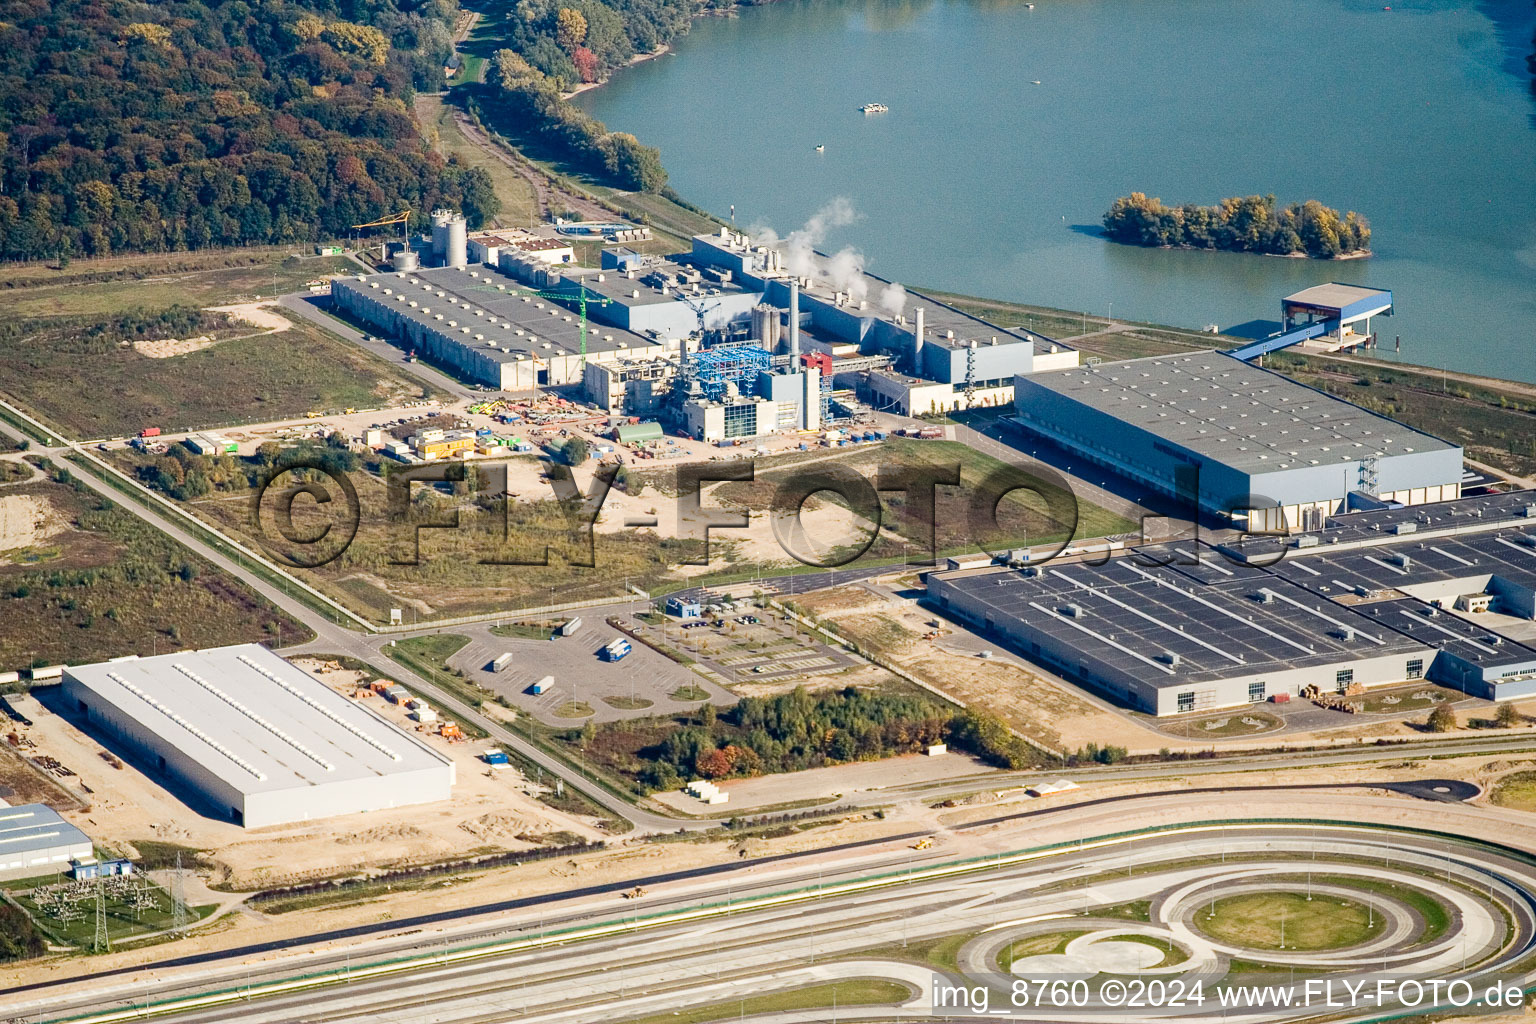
[789,278,800,359]
[913,307,925,372]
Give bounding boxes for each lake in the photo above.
[573,0,1536,381]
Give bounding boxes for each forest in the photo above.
[571,685,1043,794]
[0,0,498,260]
[1101,193,1371,259]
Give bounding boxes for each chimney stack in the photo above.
[789,278,800,359]
[913,306,926,372]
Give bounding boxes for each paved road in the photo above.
[18,795,1535,1024]
[278,292,479,401]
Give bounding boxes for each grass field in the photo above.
[1002,929,1088,963]
[1,252,357,318]
[1491,770,1536,813]
[416,94,539,231]
[0,476,309,670]
[0,318,432,439]
[14,879,215,950]
[706,436,1135,560]
[1195,892,1383,951]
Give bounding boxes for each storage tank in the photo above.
[392,249,420,272]
[751,303,782,351]
[430,209,467,267]
[430,209,453,262]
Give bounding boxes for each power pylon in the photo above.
[170,852,188,935]
[92,876,110,954]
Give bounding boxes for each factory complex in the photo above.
[1010,353,1464,534]
[61,645,455,828]
[332,223,1079,441]
[929,490,1536,716]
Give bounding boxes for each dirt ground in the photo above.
[131,335,218,359]
[8,750,1536,994]
[654,751,994,815]
[795,584,1536,756]
[0,491,63,554]
[799,584,1158,754]
[3,664,606,893]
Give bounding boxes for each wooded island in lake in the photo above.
[1102,193,1371,259]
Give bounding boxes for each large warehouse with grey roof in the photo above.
[1010,353,1463,533]
[62,645,454,828]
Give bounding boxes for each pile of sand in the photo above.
[0,493,62,553]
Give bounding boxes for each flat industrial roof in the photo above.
[65,645,449,797]
[1271,522,1536,598]
[1356,598,1536,671]
[1283,283,1391,311]
[937,556,1426,687]
[568,259,758,311]
[341,266,662,362]
[0,804,90,857]
[1018,353,1458,473]
[1306,489,1536,546]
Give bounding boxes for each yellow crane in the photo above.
[351,209,411,261]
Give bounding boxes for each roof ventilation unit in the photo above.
[1060,603,1084,618]
[1160,651,1181,666]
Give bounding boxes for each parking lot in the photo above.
[631,606,858,688]
[445,611,735,726]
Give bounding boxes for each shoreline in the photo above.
[563,45,672,101]
[1099,234,1373,261]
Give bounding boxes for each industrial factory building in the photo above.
[927,491,1536,715]
[331,265,676,389]
[1010,353,1463,533]
[0,804,94,881]
[61,645,455,828]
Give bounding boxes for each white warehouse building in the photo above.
[62,645,455,828]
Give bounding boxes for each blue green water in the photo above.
[573,0,1536,381]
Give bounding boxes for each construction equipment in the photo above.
[351,209,411,260]
[675,292,721,341]
[622,886,647,899]
[467,282,611,371]
[911,837,934,850]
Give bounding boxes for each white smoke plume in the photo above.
[878,282,907,317]
[753,197,859,282]
[824,246,868,303]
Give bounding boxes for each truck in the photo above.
[491,652,514,673]
[557,617,582,638]
[601,638,632,662]
[139,427,161,438]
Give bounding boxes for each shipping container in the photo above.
[529,676,552,694]
[482,749,510,765]
[491,652,514,673]
[557,617,582,637]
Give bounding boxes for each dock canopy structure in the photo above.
[1282,283,1393,332]
[1229,283,1393,361]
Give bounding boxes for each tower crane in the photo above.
[350,209,411,261]
[675,292,721,343]
[467,281,612,371]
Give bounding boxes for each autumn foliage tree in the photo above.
[1102,193,1370,259]
[0,0,489,259]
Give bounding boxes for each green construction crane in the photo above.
[467,281,612,371]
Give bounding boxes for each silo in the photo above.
[751,304,782,351]
[445,213,468,269]
[392,249,420,272]
[430,209,453,264]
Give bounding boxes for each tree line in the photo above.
[478,49,667,193]
[0,0,497,260]
[1101,193,1370,259]
[581,685,1044,793]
